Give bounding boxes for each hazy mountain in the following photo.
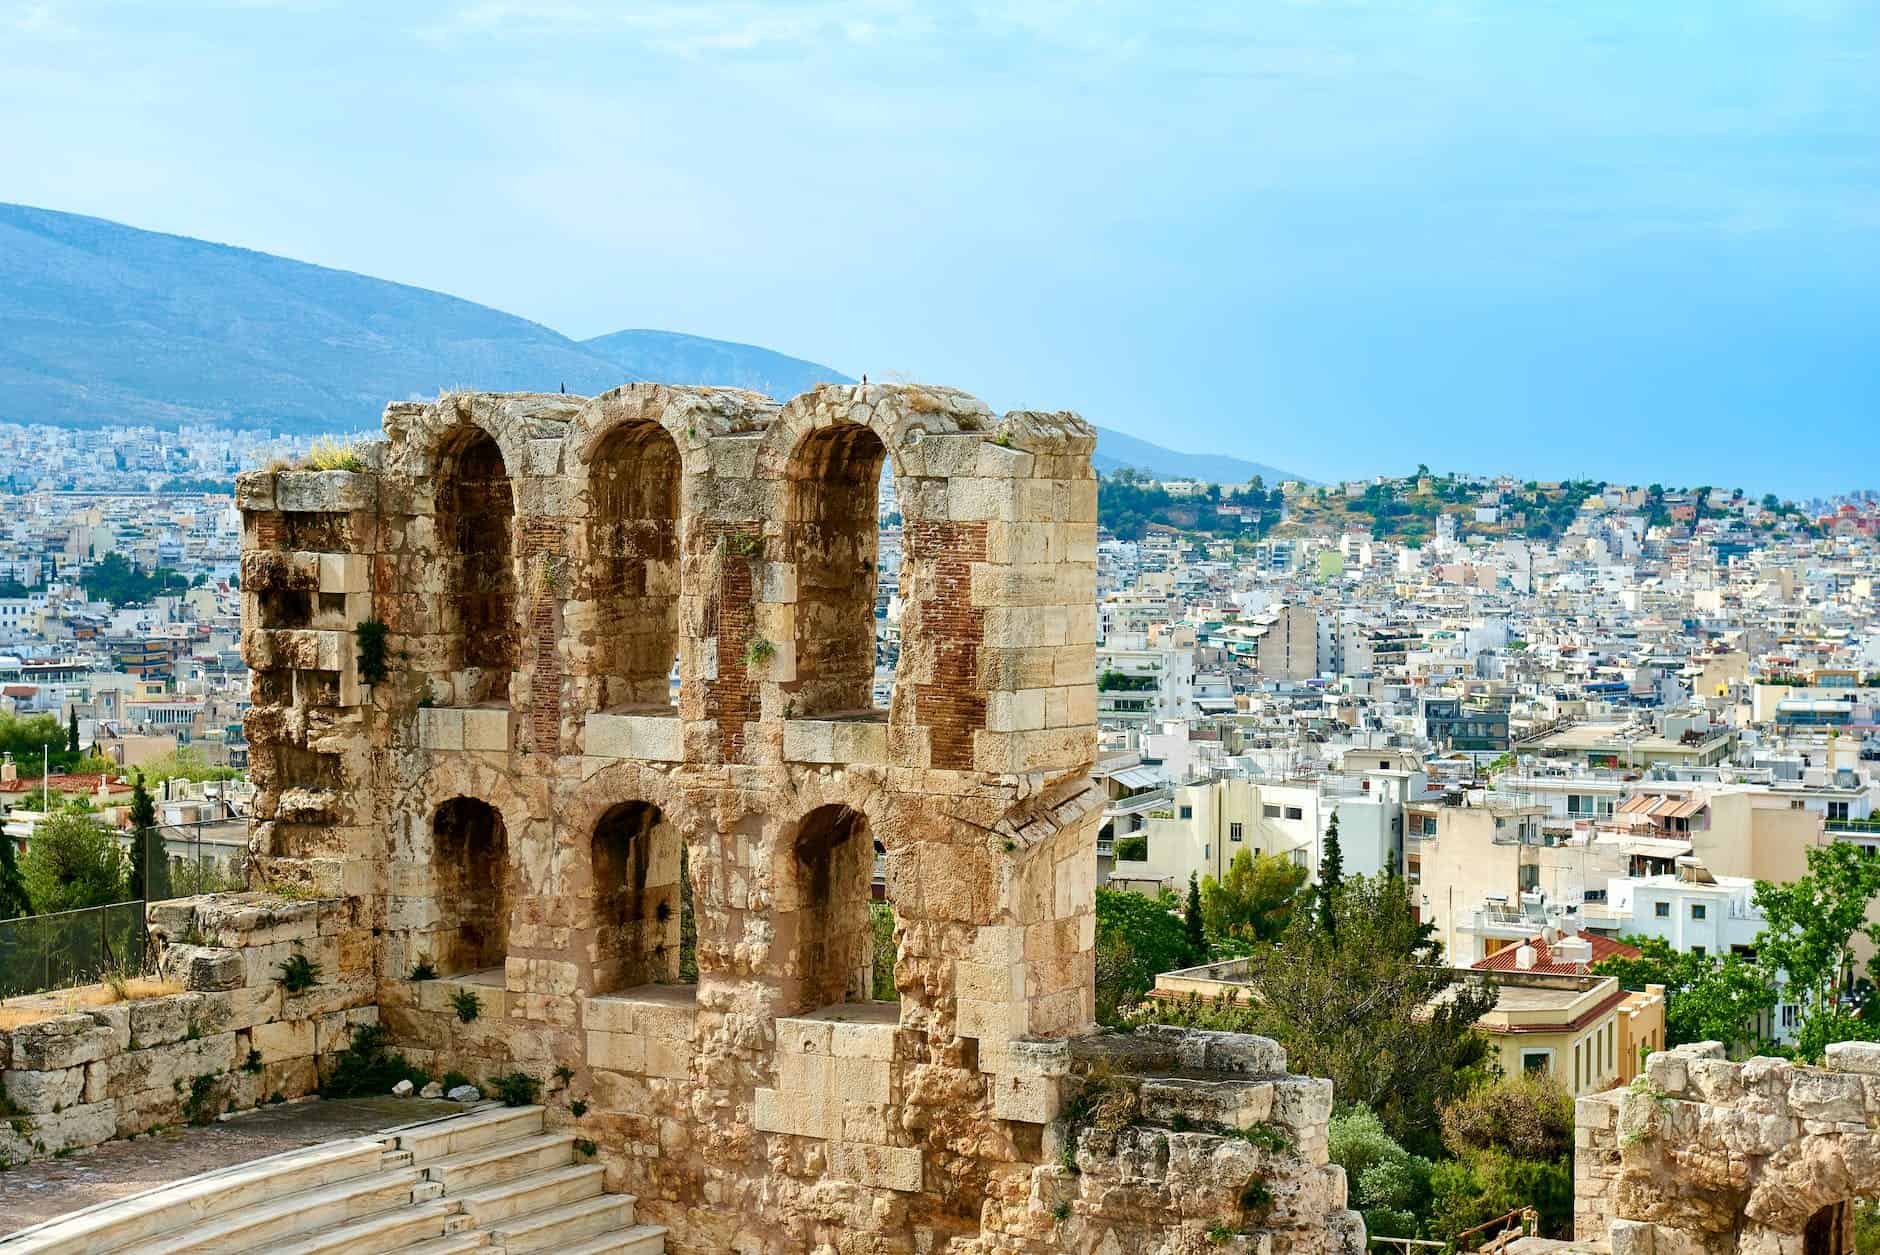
[1090,426,1302,485]
[0,201,1304,481]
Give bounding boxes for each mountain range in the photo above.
[0,202,1298,484]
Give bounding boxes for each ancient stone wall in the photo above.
[236,381,1230,1253]
[1576,1040,1880,1255]
[0,893,374,1166]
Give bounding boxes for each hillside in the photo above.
[0,201,1303,482]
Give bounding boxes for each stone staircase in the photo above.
[0,1105,666,1255]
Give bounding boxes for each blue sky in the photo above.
[3,1,1876,496]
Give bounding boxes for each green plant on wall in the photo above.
[354,619,390,685]
[743,636,777,671]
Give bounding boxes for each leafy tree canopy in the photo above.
[20,812,127,914]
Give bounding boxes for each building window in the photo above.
[1423,816,1438,836]
[1179,805,1193,820]
[1229,822,1244,843]
[1829,801,1850,821]
[1691,945,1706,958]
[1521,1050,1551,1076]
[1263,804,1281,819]
[1284,806,1303,821]
[1690,903,1707,920]
[1654,901,1670,918]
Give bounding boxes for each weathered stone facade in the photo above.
[233,381,1364,1253]
[0,893,375,1166]
[1576,1040,1880,1255]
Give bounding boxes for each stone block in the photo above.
[129,993,202,1049]
[832,1057,891,1105]
[276,470,374,512]
[828,1021,896,1062]
[418,706,465,752]
[1826,1040,1880,1077]
[990,1072,1060,1124]
[10,1015,117,1071]
[827,1141,922,1193]
[162,945,245,992]
[2,1065,88,1114]
[252,1017,316,1062]
[461,707,511,752]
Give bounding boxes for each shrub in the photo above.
[574,1137,598,1158]
[321,1023,427,1099]
[408,959,437,982]
[277,951,321,994]
[450,989,481,1023]
[742,636,776,670]
[1113,835,1148,862]
[569,1098,588,1118]
[303,436,364,472]
[442,1070,472,1092]
[488,1071,541,1107]
[354,619,391,685]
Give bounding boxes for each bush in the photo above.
[354,619,391,685]
[442,1070,472,1092]
[1113,835,1148,862]
[488,1071,541,1107]
[870,903,898,1001]
[321,1023,428,1099]
[277,951,322,994]
[450,989,481,1023]
[19,812,126,913]
[1328,1105,1432,1239]
[1439,1075,1573,1162]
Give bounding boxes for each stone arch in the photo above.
[775,803,880,1015]
[581,420,683,711]
[434,424,517,706]
[588,800,689,992]
[428,796,511,975]
[780,423,889,717]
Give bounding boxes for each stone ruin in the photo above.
[231,381,1368,1254]
[1575,1040,1880,1255]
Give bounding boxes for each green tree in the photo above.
[1317,814,1345,938]
[1594,937,1776,1052]
[1184,872,1205,960]
[1754,841,1880,1060]
[20,812,127,914]
[66,708,79,754]
[126,771,171,904]
[1094,888,1192,1025]
[1200,848,1309,945]
[1142,871,1495,1156]
[0,833,31,919]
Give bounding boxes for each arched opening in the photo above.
[1803,1202,1852,1255]
[779,804,879,1014]
[586,422,682,711]
[436,429,515,706]
[590,801,691,993]
[784,424,889,718]
[431,797,509,975]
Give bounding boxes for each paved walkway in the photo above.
[0,1096,464,1235]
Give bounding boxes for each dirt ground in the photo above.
[0,1096,464,1235]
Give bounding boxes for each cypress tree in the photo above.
[1317,813,1345,938]
[67,708,80,755]
[128,772,162,903]
[1184,871,1206,961]
[0,833,31,919]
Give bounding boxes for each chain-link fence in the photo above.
[0,900,148,999]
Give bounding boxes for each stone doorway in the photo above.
[1804,1201,1851,1255]
[590,801,688,993]
[779,804,879,1015]
[430,797,510,976]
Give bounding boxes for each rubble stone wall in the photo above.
[1577,1040,1880,1255]
[0,893,374,1166]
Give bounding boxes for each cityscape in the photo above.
[2,4,1877,1255]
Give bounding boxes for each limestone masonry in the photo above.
[226,381,1363,1253]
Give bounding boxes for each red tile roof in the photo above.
[1471,932,1639,976]
[0,772,131,796]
